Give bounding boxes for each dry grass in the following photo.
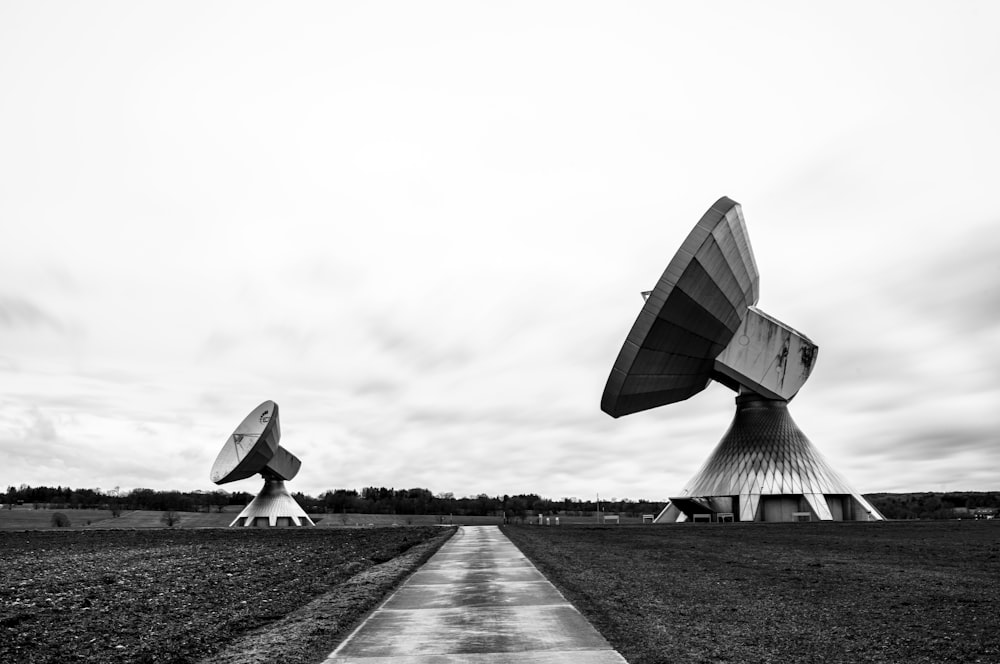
[0,508,119,529]
[503,521,1000,664]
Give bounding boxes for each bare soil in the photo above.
[1,526,454,664]
[503,520,1000,664]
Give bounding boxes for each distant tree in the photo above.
[920,496,943,519]
[508,496,528,523]
[211,491,229,513]
[51,512,70,528]
[531,498,550,515]
[292,491,322,513]
[229,491,253,506]
[107,486,123,517]
[161,511,181,528]
[323,489,360,514]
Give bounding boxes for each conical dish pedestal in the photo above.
[655,394,882,522]
[230,477,315,527]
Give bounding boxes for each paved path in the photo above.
[322,525,627,664]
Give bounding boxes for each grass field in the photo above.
[0,508,120,529]
[503,521,1000,664]
[0,507,239,530]
[1,526,453,664]
[0,507,648,530]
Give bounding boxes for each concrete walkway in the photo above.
[322,525,627,664]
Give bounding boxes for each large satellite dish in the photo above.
[211,401,314,527]
[602,197,883,523]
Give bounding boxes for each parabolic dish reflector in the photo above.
[211,401,281,484]
[601,197,759,417]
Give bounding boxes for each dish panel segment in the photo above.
[211,401,281,484]
[602,197,759,417]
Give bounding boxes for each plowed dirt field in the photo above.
[1,527,451,664]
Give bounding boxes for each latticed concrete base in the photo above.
[655,393,883,523]
[230,477,315,527]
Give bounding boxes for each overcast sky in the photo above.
[2,2,998,502]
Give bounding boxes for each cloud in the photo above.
[883,423,1000,463]
[3,2,1000,501]
[0,296,64,331]
[915,221,1000,333]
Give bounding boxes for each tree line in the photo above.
[6,485,998,520]
[867,492,1000,520]
[300,487,666,518]
[3,485,253,515]
[4,484,664,518]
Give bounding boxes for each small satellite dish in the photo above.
[601,197,883,523]
[211,401,314,527]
